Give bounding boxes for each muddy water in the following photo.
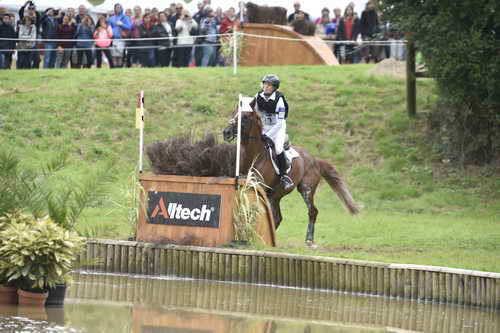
[0,272,498,333]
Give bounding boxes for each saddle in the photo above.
[262,135,295,174]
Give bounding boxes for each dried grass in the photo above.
[146,132,236,177]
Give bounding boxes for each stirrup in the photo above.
[280,175,294,190]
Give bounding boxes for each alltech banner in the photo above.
[147,191,221,228]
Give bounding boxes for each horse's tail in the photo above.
[318,159,360,215]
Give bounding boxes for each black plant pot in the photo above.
[45,284,67,306]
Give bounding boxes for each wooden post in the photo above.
[406,38,417,117]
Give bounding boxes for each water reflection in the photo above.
[0,272,498,333]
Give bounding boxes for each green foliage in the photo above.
[0,150,66,220]
[0,218,85,290]
[46,165,116,231]
[380,0,500,164]
[0,150,115,233]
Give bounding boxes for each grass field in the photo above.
[1,65,499,272]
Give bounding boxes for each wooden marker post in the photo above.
[235,94,255,182]
[235,94,243,180]
[136,91,145,172]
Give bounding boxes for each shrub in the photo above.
[380,0,500,164]
[0,218,85,290]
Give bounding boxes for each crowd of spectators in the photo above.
[291,1,405,64]
[0,1,405,70]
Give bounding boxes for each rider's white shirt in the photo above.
[254,91,287,155]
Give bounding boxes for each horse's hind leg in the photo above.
[297,183,318,247]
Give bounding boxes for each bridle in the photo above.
[226,113,263,142]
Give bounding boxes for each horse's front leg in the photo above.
[265,190,283,229]
[298,183,318,248]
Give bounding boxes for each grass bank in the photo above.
[1,65,499,272]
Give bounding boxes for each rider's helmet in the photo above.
[261,74,280,90]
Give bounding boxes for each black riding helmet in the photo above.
[261,74,280,89]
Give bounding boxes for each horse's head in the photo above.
[223,108,263,143]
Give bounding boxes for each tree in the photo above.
[380,0,500,164]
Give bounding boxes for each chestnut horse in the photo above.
[223,109,360,247]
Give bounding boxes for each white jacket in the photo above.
[175,18,198,45]
[18,24,37,49]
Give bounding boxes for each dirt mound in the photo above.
[367,58,406,79]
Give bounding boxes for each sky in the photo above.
[184,1,367,17]
[0,0,367,17]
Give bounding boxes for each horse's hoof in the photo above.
[306,241,318,249]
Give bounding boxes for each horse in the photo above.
[223,109,360,247]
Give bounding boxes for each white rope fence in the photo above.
[0,31,406,69]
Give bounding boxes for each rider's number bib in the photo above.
[264,114,277,125]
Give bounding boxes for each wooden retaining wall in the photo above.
[77,239,500,310]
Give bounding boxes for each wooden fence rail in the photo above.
[77,239,500,310]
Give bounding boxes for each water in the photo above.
[0,272,498,333]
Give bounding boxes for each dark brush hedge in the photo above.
[146,133,236,177]
[246,2,287,25]
[381,0,500,164]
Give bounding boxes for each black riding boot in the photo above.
[277,152,294,190]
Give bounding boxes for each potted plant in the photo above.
[0,218,84,306]
[0,213,33,305]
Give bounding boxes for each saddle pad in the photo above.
[269,147,300,175]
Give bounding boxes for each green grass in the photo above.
[1,65,499,272]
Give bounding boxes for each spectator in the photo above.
[219,7,236,34]
[75,5,87,24]
[94,16,114,68]
[17,15,37,69]
[193,2,205,24]
[123,7,134,67]
[138,13,156,67]
[55,15,76,68]
[126,5,142,67]
[218,7,237,66]
[18,2,41,68]
[167,3,177,20]
[66,8,76,24]
[314,7,333,38]
[288,2,310,23]
[330,7,343,60]
[19,1,41,30]
[360,0,381,63]
[75,15,94,68]
[336,6,361,64]
[170,3,185,66]
[192,2,206,67]
[108,3,132,67]
[214,7,224,25]
[0,14,16,69]
[155,11,172,67]
[40,8,58,69]
[151,8,159,24]
[199,7,218,67]
[174,9,197,67]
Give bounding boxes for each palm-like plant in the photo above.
[0,150,115,232]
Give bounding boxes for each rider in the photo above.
[252,74,294,190]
